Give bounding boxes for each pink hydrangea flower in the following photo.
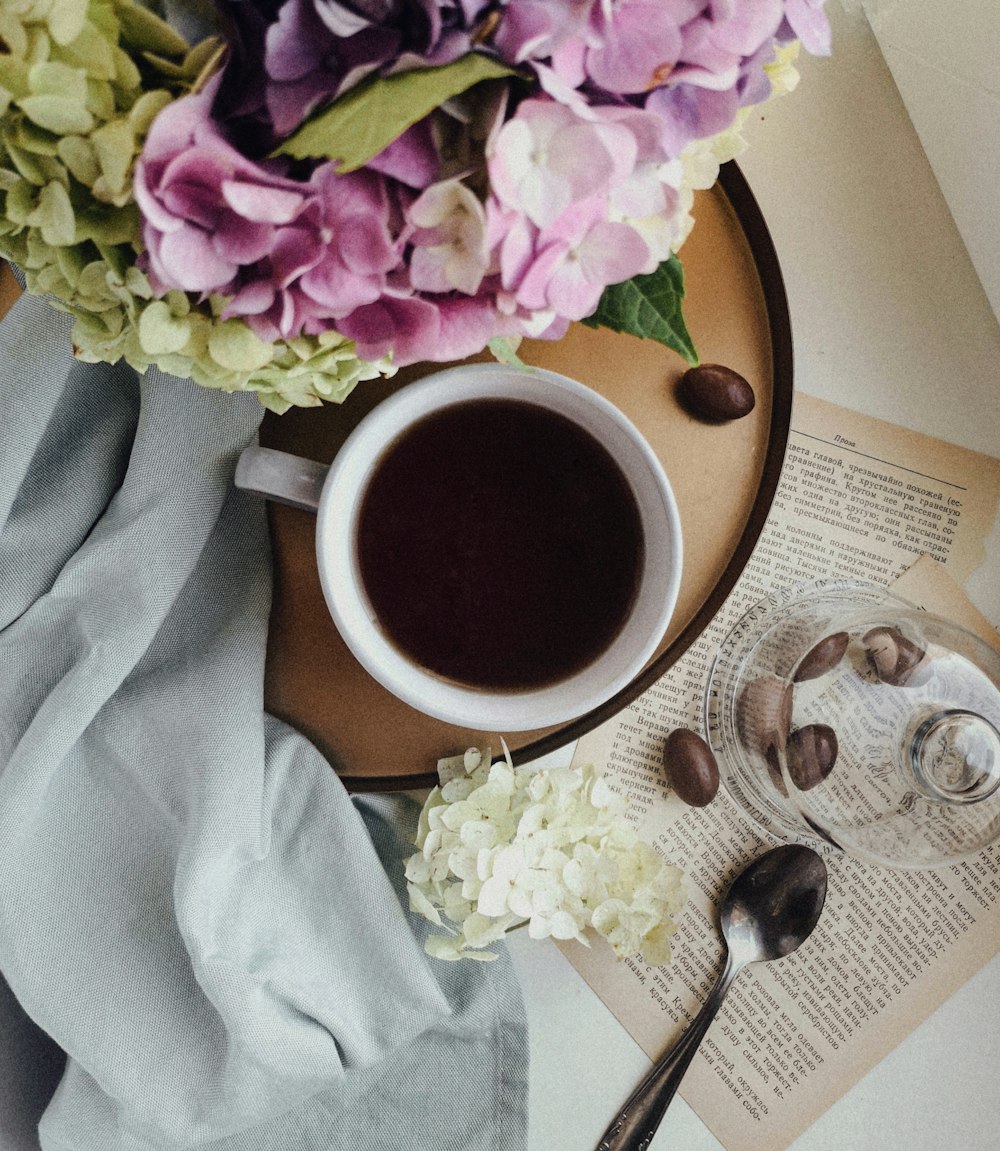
[515,202,653,321]
[488,99,679,322]
[580,0,693,94]
[336,291,505,365]
[668,1,785,89]
[489,99,635,229]
[136,72,407,344]
[490,0,829,157]
[490,0,590,66]
[224,166,402,342]
[134,74,315,295]
[297,165,401,315]
[783,0,832,55]
[493,0,781,97]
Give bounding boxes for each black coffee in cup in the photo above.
[357,397,644,692]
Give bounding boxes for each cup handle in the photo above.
[234,445,329,513]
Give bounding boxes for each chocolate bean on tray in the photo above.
[678,363,755,422]
[663,728,719,807]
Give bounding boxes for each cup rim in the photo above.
[315,363,683,730]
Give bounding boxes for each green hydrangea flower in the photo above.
[0,0,388,412]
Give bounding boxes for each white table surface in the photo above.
[508,4,1000,1150]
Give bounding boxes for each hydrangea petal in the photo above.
[222,179,306,224]
[207,319,274,371]
[585,2,683,94]
[784,0,832,55]
[156,224,237,292]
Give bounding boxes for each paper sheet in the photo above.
[562,391,1000,1151]
[863,0,1000,323]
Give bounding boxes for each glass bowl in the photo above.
[705,580,1000,868]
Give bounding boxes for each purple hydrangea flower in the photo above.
[133,74,315,294]
[226,164,404,341]
[131,0,831,371]
[336,290,507,364]
[264,0,493,133]
[490,0,829,157]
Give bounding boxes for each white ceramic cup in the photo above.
[235,363,683,730]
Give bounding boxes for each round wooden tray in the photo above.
[260,161,792,791]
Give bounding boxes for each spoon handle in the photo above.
[593,954,744,1151]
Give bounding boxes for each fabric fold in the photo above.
[0,288,528,1150]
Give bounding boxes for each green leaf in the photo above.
[274,53,518,171]
[582,255,699,365]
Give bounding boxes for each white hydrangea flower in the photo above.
[477,843,528,917]
[407,178,491,296]
[405,743,685,964]
[563,842,618,904]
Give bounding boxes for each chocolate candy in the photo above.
[764,744,789,797]
[736,674,793,761]
[863,626,927,686]
[678,363,755,422]
[663,728,720,807]
[794,631,850,682]
[786,724,838,791]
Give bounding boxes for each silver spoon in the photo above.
[595,843,828,1151]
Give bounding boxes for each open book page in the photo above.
[562,392,1000,1151]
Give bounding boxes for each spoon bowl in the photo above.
[722,842,829,965]
[595,844,828,1151]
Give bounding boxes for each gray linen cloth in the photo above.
[0,287,528,1150]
